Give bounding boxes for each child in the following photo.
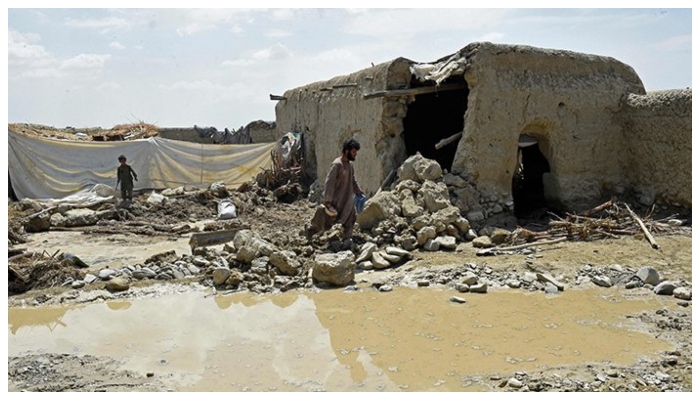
[116,155,138,202]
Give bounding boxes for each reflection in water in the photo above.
[106,301,132,311]
[8,287,673,391]
[8,305,84,334]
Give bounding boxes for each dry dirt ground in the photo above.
[6,188,693,392]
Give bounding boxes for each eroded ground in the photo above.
[6,190,693,392]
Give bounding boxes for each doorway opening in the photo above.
[512,135,551,218]
[402,76,469,171]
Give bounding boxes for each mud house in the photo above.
[274,42,691,220]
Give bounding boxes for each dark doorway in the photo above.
[512,138,551,218]
[402,77,468,171]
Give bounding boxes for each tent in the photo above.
[8,129,275,200]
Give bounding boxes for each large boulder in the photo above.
[418,181,451,212]
[357,191,400,230]
[400,189,424,218]
[25,212,51,232]
[233,229,277,256]
[311,251,355,286]
[52,208,99,227]
[397,153,443,182]
[269,250,301,276]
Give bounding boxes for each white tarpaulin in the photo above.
[8,129,275,200]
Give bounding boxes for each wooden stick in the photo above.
[582,197,617,217]
[363,82,467,100]
[332,83,358,88]
[497,237,568,251]
[435,132,463,150]
[7,251,36,263]
[625,204,660,250]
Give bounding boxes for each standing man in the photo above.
[116,154,138,202]
[304,138,364,249]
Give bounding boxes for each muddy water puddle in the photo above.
[8,287,672,391]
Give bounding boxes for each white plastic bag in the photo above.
[217,201,237,220]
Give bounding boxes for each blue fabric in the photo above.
[354,194,366,213]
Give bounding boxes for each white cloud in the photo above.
[265,29,292,38]
[475,32,506,42]
[307,48,360,65]
[343,9,511,39]
[21,68,61,79]
[7,30,54,68]
[222,59,255,67]
[270,9,295,21]
[176,23,216,36]
[223,43,293,68]
[97,82,121,91]
[257,43,293,61]
[157,79,249,102]
[174,8,254,36]
[159,80,221,91]
[60,54,112,70]
[649,34,692,52]
[109,41,126,50]
[65,17,131,33]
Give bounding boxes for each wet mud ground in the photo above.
[6,194,693,392]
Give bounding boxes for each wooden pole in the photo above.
[435,132,463,149]
[476,237,568,256]
[625,204,660,250]
[363,83,466,100]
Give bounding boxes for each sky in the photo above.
[4,4,695,131]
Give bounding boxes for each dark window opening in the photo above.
[512,139,551,219]
[402,77,469,171]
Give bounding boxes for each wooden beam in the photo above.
[269,94,287,101]
[435,132,463,150]
[363,82,466,100]
[332,83,358,88]
[625,204,660,250]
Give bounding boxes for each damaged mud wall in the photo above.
[451,42,646,215]
[275,59,415,194]
[620,89,692,208]
[157,127,212,144]
[243,120,277,143]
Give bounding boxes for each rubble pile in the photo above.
[356,153,478,253]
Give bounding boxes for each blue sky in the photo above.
[5,5,694,130]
